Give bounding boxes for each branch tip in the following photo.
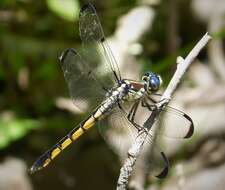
[176,56,184,65]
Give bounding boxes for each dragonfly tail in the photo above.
[29,113,99,174]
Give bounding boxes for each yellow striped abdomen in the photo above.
[30,109,103,174]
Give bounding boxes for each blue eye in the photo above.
[149,75,160,90]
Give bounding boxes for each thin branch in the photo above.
[116,32,211,190]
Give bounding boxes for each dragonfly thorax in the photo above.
[121,79,145,101]
[105,80,130,100]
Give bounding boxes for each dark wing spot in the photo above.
[80,3,96,17]
[100,37,105,42]
[183,113,194,138]
[59,48,77,65]
[155,152,169,179]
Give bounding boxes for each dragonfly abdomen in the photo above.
[30,108,106,173]
[30,87,126,173]
[30,96,121,174]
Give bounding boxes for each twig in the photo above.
[116,32,211,190]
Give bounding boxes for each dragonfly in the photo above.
[30,3,194,178]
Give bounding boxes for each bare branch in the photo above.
[116,32,211,190]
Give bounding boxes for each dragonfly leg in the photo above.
[141,99,156,111]
[146,95,169,105]
[127,101,146,132]
[146,95,158,104]
[127,101,139,121]
[117,102,125,112]
[117,101,141,131]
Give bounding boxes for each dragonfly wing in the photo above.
[142,96,194,139]
[143,132,169,179]
[59,48,107,113]
[122,100,170,178]
[59,3,122,113]
[98,106,137,159]
[79,3,121,84]
[98,103,169,178]
[157,106,194,139]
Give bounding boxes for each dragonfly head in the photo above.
[142,72,162,93]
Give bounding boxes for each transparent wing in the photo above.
[137,132,169,179]
[98,105,169,178]
[79,3,121,84]
[141,97,194,139]
[98,107,137,160]
[59,48,107,112]
[155,106,194,139]
[59,3,122,113]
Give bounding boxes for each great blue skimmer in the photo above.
[30,3,194,178]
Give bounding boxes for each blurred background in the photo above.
[0,0,225,190]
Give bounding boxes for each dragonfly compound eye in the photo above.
[149,75,160,91]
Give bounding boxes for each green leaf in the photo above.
[0,118,41,149]
[46,0,80,21]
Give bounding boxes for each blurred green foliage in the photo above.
[0,115,40,148]
[212,27,225,39]
[46,0,79,22]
